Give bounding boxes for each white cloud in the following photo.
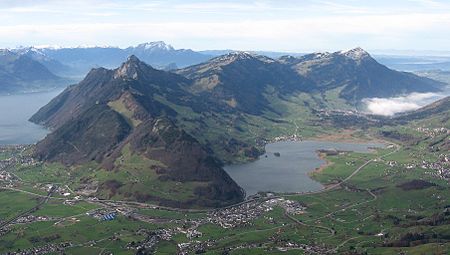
[363,92,446,116]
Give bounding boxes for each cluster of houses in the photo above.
[271,134,302,143]
[0,171,13,183]
[1,242,72,255]
[0,148,37,171]
[0,225,10,237]
[383,153,449,181]
[207,200,274,228]
[416,127,449,138]
[207,198,305,229]
[177,240,215,255]
[421,157,450,180]
[126,228,175,252]
[121,196,307,254]
[274,243,331,254]
[267,198,306,215]
[86,209,118,221]
[12,215,55,225]
[218,237,330,254]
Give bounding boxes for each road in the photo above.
[0,185,56,230]
[0,143,400,228]
[284,210,336,236]
[0,142,400,253]
[285,143,400,197]
[1,143,400,215]
[282,143,400,251]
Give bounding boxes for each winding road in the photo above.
[0,142,401,253]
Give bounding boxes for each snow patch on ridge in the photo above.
[340,47,371,62]
[135,41,175,51]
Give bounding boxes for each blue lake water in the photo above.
[0,90,62,145]
[224,140,385,196]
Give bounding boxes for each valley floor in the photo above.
[0,123,448,254]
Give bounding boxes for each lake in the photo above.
[224,140,385,197]
[0,90,62,145]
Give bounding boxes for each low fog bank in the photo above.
[362,90,449,116]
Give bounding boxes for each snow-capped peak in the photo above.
[226,51,254,59]
[17,44,114,50]
[135,41,174,51]
[0,48,13,55]
[311,52,331,58]
[214,51,275,64]
[15,46,46,56]
[340,47,370,60]
[33,44,63,50]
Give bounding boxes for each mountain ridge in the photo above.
[12,42,212,77]
[177,51,315,114]
[280,48,444,102]
[31,56,244,208]
[30,49,447,208]
[0,49,67,94]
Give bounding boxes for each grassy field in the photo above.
[0,106,448,254]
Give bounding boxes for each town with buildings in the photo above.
[0,124,448,255]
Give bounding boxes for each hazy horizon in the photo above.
[5,42,450,58]
[1,0,450,53]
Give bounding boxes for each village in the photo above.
[415,126,450,138]
[0,125,448,255]
[383,153,450,181]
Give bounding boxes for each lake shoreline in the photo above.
[310,152,333,176]
[225,140,385,197]
[0,90,62,145]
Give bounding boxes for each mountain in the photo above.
[30,56,244,208]
[0,49,66,94]
[27,42,212,78]
[177,52,314,115]
[126,41,211,68]
[38,46,128,77]
[200,49,304,58]
[280,48,444,102]
[29,49,447,207]
[10,43,442,100]
[12,47,72,77]
[378,96,450,150]
[177,49,443,113]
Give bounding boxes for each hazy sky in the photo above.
[1,0,450,52]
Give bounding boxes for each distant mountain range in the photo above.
[0,49,67,94]
[10,41,450,79]
[12,42,212,78]
[199,49,305,58]
[3,41,449,95]
[30,49,446,207]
